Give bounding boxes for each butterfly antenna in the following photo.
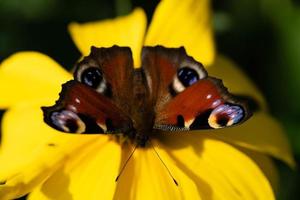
[149,140,178,186]
[115,144,138,182]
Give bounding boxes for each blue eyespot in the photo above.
[50,110,86,133]
[81,67,103,88]
[208,104,245,128]
[177,67,199,87]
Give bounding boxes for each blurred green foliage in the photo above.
[0,0,300,199]
[213,1,300,199]
[0,0,57,20]
[214,0,300,153]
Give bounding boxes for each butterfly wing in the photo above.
[42,80,133,133]
[74,45,135,112]
[142,46,251,130]
[43,46,135,134]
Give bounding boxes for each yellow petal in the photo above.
[0,102,105,199]
[0,52,71,109]
[209,111,295,167]
[158,134,275,200]
[145,0,215,66]
[69,8,147,67]
[28,138,121,200]
[0,103,60,172]
[0,136,100,199]
[205,56,294,166]
[207,55,267,110]
[114,144,201,200]
[239,148,279,192]
[0,111,100,200]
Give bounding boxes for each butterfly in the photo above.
[42,45,252,147]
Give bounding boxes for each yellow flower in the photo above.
[0,0,294,199]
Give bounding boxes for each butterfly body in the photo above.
[42,45,252,147]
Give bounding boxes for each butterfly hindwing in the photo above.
[142,46,251,131]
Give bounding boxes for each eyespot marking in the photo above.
[50,110,86,133]
[208,104,244,129]
[171,62,207,94]
[75,64,109,94]
[216,116,229,127]
[177,67,199,87]
[81,67,103,88]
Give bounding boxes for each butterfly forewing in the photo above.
[74,45,135,113]
[141,46,207,108]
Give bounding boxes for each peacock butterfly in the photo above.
[42,46,252,147]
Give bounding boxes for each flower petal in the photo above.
[0,103,61,171]
[207,55,267,110]
[206,56,294,166]
[69,8,147,67]
[0,135,99,200]
[239,148,279,192]
[113,144,201,200]
[158,134,275,200]
[0,52,71,109]
[145,0,215,66]
[28,138,121,200]
[209,111,295,167]
[0,102,101,199]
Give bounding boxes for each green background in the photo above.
[0,0,299,199]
